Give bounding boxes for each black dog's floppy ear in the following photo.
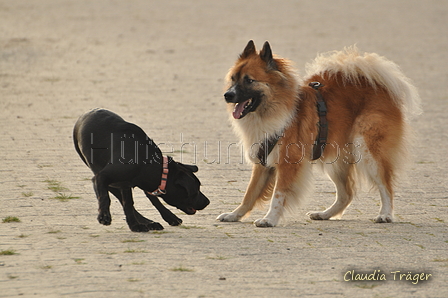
[240,40,256,59]
[260,41,277,71]
[178,163,198,173]
[174,168,198,198]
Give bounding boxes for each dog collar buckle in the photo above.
[147,156,169,196]
[149,188,166,196]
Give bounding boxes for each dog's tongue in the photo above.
[232,100,249,119]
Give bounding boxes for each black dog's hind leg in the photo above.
[145,192,183,226]
[108,187,163,232]
[92,174,112,226]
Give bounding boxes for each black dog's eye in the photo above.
[244,76,255,84]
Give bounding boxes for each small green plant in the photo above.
[432,258,448,263]
[7,274,18,279]
[124,249,147,253]
[37,164,53,169]
[74,258,85,264]
[0,249,17,255]
[121,239,145,243]
[17,234,29,238]
[131,261,146,265]
[207,255,229,260]
[98,251,117,255]
[127,278,141,282]
[2,216,20,223]
[170,265,194,272]
[22,191,33,197]
[179,225,205,230]
[40,265,52,270]
[151,231,172,235]
[50,193,79,202]
[47,229,61,234]
[44,179,68,192]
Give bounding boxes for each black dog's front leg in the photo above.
[108,187,163,232]
[92,174,112,226]
[145,193,182,226]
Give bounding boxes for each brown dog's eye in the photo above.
[244,76,254,84]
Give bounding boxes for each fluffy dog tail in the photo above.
[305,46,422,120]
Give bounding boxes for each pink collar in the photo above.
[147,156,169,196]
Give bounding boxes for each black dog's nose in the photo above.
[224,90,236,103]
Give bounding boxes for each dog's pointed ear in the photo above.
[240,40,256,59]
[260,41,277,71]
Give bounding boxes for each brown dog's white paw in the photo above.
[254,218,277,227]
[374,214,393,223]
[307,211,329,220]
[216,212,241,222]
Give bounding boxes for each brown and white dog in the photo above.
[217,40,421,227]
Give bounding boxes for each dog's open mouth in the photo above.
[232,98,259,119]
[181,207,197,215]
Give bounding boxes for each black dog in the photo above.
[73,109,209,232]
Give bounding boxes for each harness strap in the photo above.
[257,133,282,167]
[309,82,328,160]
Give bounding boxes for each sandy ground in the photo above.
[1,0,447,297]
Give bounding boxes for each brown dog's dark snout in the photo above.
[224,88,236,103]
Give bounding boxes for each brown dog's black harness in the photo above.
[256,81,328,166]
[309,82,328,160]
[257,133,283,167]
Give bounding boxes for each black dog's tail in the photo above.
[73,116,90,168]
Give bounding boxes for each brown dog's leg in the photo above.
[254,161,311,227]
[307,163,355,221]
[217,164,275,222]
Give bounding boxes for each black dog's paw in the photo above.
[167,218,182,226]
[130,224,151,232]
[97,212,112,225]
[129,222,164,232]
[147,222,164,230]
[159,210,182,226]
[167,217,182,226]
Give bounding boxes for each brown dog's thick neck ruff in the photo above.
[309,81,328,160]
